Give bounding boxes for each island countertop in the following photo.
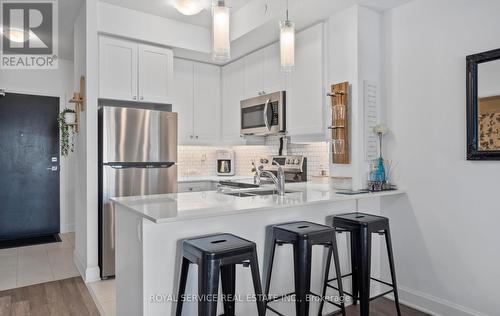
[111,182,405,223]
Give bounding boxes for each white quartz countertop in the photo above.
[111,182,405,223]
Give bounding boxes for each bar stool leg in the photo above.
[176,257,190,316]
[317,246,332,316]
[249,251,266,316]
[293,239,312,316]
[221,264,236,316]
[198,259,220,316]
[331,236,346,316]
[350,231,359,306]
[384,228,402,316]
[264,230,277,299]
[358,227,371,316]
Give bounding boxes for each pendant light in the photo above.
[280,0,295,72]
[212,0,230,61]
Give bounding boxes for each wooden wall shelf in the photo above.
[330,82,350,164]
[69,76,85,133]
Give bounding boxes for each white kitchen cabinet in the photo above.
[243,44,286,99]
[173,58,195,144]
[288,23,326,139]
[222,58,245,144]
[263,43,287,94]
[99,36,138,101]
[99,36,173,103]
[173,58,221,145]
[193,62,221,143]
[244,49,265,98]
[138,44,173,103]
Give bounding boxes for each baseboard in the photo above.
[60,222,75,233]
[73,250,101,283]
[385,286,489,316]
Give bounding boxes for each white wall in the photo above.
[0,60,76,233]
[383,0,500,315]
[328,6,383,189]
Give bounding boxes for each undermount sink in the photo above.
[222,190,296,197]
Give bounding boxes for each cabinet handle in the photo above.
[133,96,137,100]
[140,96,144,100]
[195,136,199,139]
[190,135,194,139]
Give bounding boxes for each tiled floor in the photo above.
[0,233,79,291]
[88,279,116,316]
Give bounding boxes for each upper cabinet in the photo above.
[222,58,245,144]
[173,58,221,145]
[99,36,173,104]
[287,23,326,139]
[193,62,221,143]
[173,58,195,144]
[138,44,173,103]
[243,43,286,99]
[99,37,138,101]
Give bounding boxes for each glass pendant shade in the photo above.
[212,3,230,61]
[280,20,295,72]
[174,0,204,16]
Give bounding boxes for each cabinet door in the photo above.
[244,49,265,98]
[173,59,195,144]
[263,43,286,93]
[193,62,221,143]
[138,44,173,103]
[99,37,138,101]
[288,24,325,138]
[222,59,245,143]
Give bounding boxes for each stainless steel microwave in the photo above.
[240,91,286,136]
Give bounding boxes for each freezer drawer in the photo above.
[100,165,177,278]
[101,107,177,163]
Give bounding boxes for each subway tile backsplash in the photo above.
[178,139,330,180]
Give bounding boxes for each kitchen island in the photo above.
[112,182,405,316]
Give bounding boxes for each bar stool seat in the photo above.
[176,233,265,316]
[320,213,402,316]
[264,221,346,316]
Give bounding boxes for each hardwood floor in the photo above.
[0,277,99,316]
[344,297,429,316]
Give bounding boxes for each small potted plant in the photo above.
[58,108,76,157]
[63,108,76,124]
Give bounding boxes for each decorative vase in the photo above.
[376,157,386,182]
[64,113,76,124]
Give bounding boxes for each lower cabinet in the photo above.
[173,58,221,145]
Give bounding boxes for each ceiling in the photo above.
[57,0,413,61]
[100,0,250,27]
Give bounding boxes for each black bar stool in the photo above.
[264,221,346,316]
[320,213,401,316]
[175,233,266,316]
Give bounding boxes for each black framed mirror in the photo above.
[467,48,500,160]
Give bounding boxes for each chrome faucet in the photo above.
[257,161,285,196]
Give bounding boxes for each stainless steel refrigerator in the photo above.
[98,106,178,278]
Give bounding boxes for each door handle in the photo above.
[263,99,271,131]
[46,166,58,171]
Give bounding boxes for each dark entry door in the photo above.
[0,93,60,240]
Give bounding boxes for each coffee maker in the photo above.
[216,150,235,176]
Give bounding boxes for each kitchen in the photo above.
[1,0,500,316]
